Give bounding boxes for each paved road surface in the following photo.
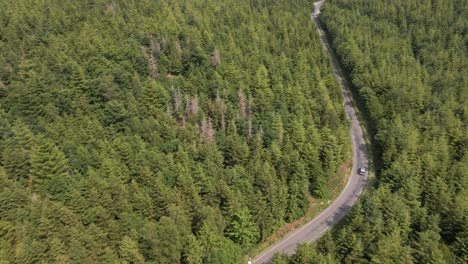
[252,1,368,263]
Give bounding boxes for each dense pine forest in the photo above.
[0,0,351,263]
[272,0,467,263]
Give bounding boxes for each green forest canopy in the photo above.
[272,0,467,263]
[0,0,350,263]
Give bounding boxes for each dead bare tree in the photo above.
[207,117,215,141]
[141,38,159,79]
[173,87,181,114]
[175,41,182,57]
[220,112,225,132]
[201,117,215,142]
[238,88,247,118]
[257,126,264,146]
[185,95,191,117]
[166,103,172,116]
[148,40,159,79]
[181,115,186,128]
[247,95,253,139]
[247,95,253,116]
[248,118,253,140]
[211,48,221,67]
[191,95,199,116]
[107,0,116,12]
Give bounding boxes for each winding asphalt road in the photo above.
[252,1,368,263]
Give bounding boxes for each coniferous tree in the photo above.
[30,136,70,198]
[0,0,359,262]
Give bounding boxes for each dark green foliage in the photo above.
[0,0,351,262]
[281,0,467,263]
[30,136,71,199]
[204,238,242,264]
[3,139,30,182]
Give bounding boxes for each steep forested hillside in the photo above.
[0,0,350,263]
[273,0,467,263]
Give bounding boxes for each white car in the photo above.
[358,166,366,175]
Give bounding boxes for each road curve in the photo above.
[252,1,368,263]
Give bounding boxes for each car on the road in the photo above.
[358,166,366,175]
